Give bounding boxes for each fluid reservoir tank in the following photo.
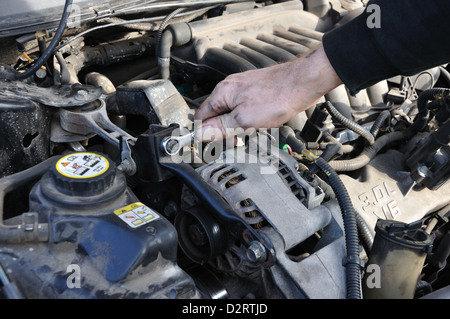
[26,152,195,296]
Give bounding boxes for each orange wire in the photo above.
[21,52,47,70]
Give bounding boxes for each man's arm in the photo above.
[324,0,450,95]
[194,44,342,141]
[195,0,450,141]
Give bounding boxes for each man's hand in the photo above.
[194,44,342,141]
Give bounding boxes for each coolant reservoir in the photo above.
[25,152,195,297]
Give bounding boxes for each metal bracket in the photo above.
[60,98,137,174]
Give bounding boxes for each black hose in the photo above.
[328,130,407,172]
[319,143,341,162]
[155,7,186,58]
[411,87,450,133]
[54,51,71,84]
[323,101,375,145]
[328,88,450,172]
[15,33,36,52]
[355,212,374,254]
[0,158,55,223]
[312,157,362,299]
[304,142,374,253]
[0,157,57,243]
[308,142,341,176]
[415,280,433,297]
[16,0,73,80]
[370,110,391,138]
[157,21,192,79]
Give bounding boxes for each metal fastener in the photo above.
[246,241,267,263]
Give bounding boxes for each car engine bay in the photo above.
[0,0,449,299]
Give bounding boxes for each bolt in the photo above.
[163,201,178,218]
[75,89,89,101]
[246,241,267,263]
[164,138,180,154]
[188,222,208,246]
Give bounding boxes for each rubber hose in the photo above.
[412,87,450,132]
[370,110,391,138]
[323,101,375,145]
[155,7,186,57]
[416,280,433,297]
[0,157,57,223]
[320,143,341,162]
[313,157,362,299]
[85,72,116,94]
[304,151,374,253]
[16,0,73,80]
[328,130,407,172]
[355,211,374,253]
[308,142,341,175]
[0,157,57,243]
[54,51,71,84]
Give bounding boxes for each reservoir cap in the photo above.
[51,152,116,196]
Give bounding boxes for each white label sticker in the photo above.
[56,152,109,179]
[114,202,160,228]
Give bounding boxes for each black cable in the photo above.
[323,101,375,145]
[369,110,391,138]
[328,130,407,172]
[304,139,375,255]
[411,87,450,133]
[312,156,363,299]
[15,0,73,80]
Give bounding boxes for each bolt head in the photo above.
[246,241,267,263]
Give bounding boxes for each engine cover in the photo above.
[341,149,450,234]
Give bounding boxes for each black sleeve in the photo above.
[322,0,450,95]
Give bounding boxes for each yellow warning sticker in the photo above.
[114,202,160,228]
